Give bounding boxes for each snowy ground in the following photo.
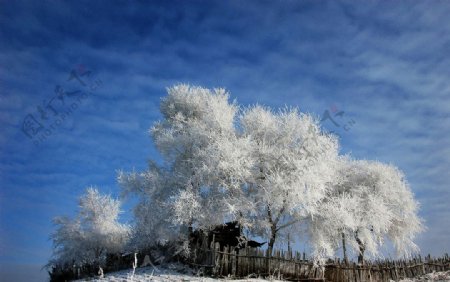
[396,270,450,282]
[77,264,449,282]
[76,263,284,281]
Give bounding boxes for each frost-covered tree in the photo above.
[119,85,253,251]
[309,159,423,263]
[308,189,357,262]
[49,187,129,267]
[120,85,340,255]
[120,85,343,256]
[119,84,422,262]
[118,164,180,249]
[153,85,253,228]
[240,106,339,254]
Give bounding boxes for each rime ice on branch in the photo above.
[49,188,129,267]
[309,158,424,262]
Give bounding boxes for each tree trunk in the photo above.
[267,206,278,256]
[188,221,194,247]
[268,225,277,256]
[355,233,365,264]
[266,201,288,257]
[342,232,348,263]
[357,246,365,264]
[287,233,291,253]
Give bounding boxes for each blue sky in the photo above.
[1,1,449,280]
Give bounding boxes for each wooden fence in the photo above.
[323,256,449,282]
[189,241,449,281]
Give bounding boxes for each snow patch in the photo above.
[395,270,450,282]
[76,263,285,282]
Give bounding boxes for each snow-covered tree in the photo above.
[240,106,339,254]
[120,85,341,256]
[119,85,253,251]
[49,187,129,267]
[154,85,252,228]
[117,165,180,249]
[309,190,357,262]
[118,84,422,262]
[309,159,423,263]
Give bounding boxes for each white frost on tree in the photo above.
[49,187,130,267]
[119,85,253,251]
[309,158,423,263]
[118,165,180,249]
[120,85,341,255]
[240,106,340,254]
[117,84,422,262]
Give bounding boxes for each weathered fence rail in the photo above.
[189,241,449,281]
